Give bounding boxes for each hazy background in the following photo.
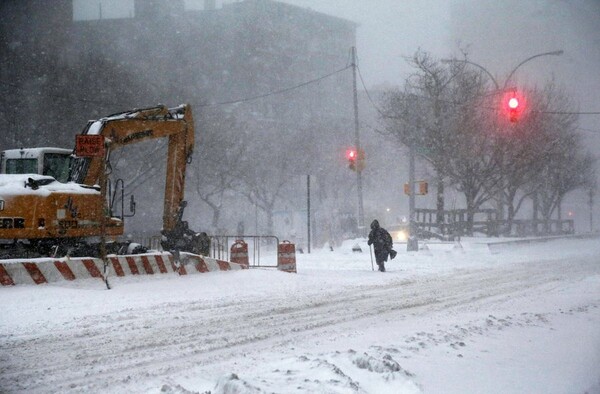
[51,0,600,234]
[283,0,600,229]
[73,0,600,137]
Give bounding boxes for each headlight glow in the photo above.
[396,230,408,241]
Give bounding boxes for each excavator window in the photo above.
[42,153,71,182]
[5,158,37,175]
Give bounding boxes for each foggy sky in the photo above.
[283,1,600,117]
[281,0,600,223]
[72,0,600,219]
[283,0,600,191]
[74,0,600,130]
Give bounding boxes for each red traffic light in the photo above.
[346,149,357,160]
[345,148,365,171]
[346,149,357,170]
[503,91,525,123]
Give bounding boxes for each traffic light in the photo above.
[346,148,365,171]
[503,91,525,123]
[508,97,519,122]
[346,148,357,170]
[403,181,428,195]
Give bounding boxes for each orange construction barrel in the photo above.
[277,240,296,273]
[230,240,249,268]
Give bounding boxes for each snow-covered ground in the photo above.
[1,237,599,394]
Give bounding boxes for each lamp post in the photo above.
[351,46,365,236]
[503,50,564,89]
[441,50,563,227]
[442,50,563,92]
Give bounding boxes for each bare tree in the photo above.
[515,83,594,234]
[380,51,501,234]
[240,158,291,236]
[380,52,461,228]
[188,109,249,232]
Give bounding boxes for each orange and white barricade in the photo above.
[230,240,249,268]
[277,240,296,273]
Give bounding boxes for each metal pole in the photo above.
[351,46,365,236]
[407,140,418,251]
[99,152,110,290]
[307,174,311,254]
[589,187,594,232]
[503,50,564,89]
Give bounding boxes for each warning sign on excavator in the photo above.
[76,135,105,157]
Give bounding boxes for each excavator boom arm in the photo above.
[71,104,194,232]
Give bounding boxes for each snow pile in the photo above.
[0,173,97,196]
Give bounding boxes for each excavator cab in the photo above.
[0,104,195,259]
[1,148,72,183]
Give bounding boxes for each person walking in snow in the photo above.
[367,219,393,272]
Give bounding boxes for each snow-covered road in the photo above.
[1,237,599,393]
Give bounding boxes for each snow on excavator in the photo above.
[0,104,201,258]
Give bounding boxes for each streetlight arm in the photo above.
[441,58,499,89]
[504,50,564,88]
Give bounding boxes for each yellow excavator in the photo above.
[0,104,198,258]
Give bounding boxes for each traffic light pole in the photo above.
[307,174,311,253]
[351,47,365,236]
[407,141,419,251]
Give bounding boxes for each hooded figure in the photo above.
[367,219,393,272]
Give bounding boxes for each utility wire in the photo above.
[4,64,598,117]
[199,65,351,107]
[356,63,387,118]
[355,67,600,120]
[542,111,600,115]
[0,80,130,107]
[578,127,600,133]
[1,65,351,109]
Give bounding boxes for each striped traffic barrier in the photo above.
[0,251,247,286]
[178,252,248,275]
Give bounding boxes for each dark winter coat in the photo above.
[367,220,393,264]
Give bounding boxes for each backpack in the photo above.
[375,228,392,250]
[383,230,393,250]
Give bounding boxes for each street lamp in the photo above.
[441,58,501,90]
[441,49,563,91]
[503,50,563,89]
[441,50,563,225]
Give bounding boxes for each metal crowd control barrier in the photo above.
[133,234,280,268]
[209,235,279,268]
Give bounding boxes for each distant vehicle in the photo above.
[388,221,447,242]
[388,222,410,242]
